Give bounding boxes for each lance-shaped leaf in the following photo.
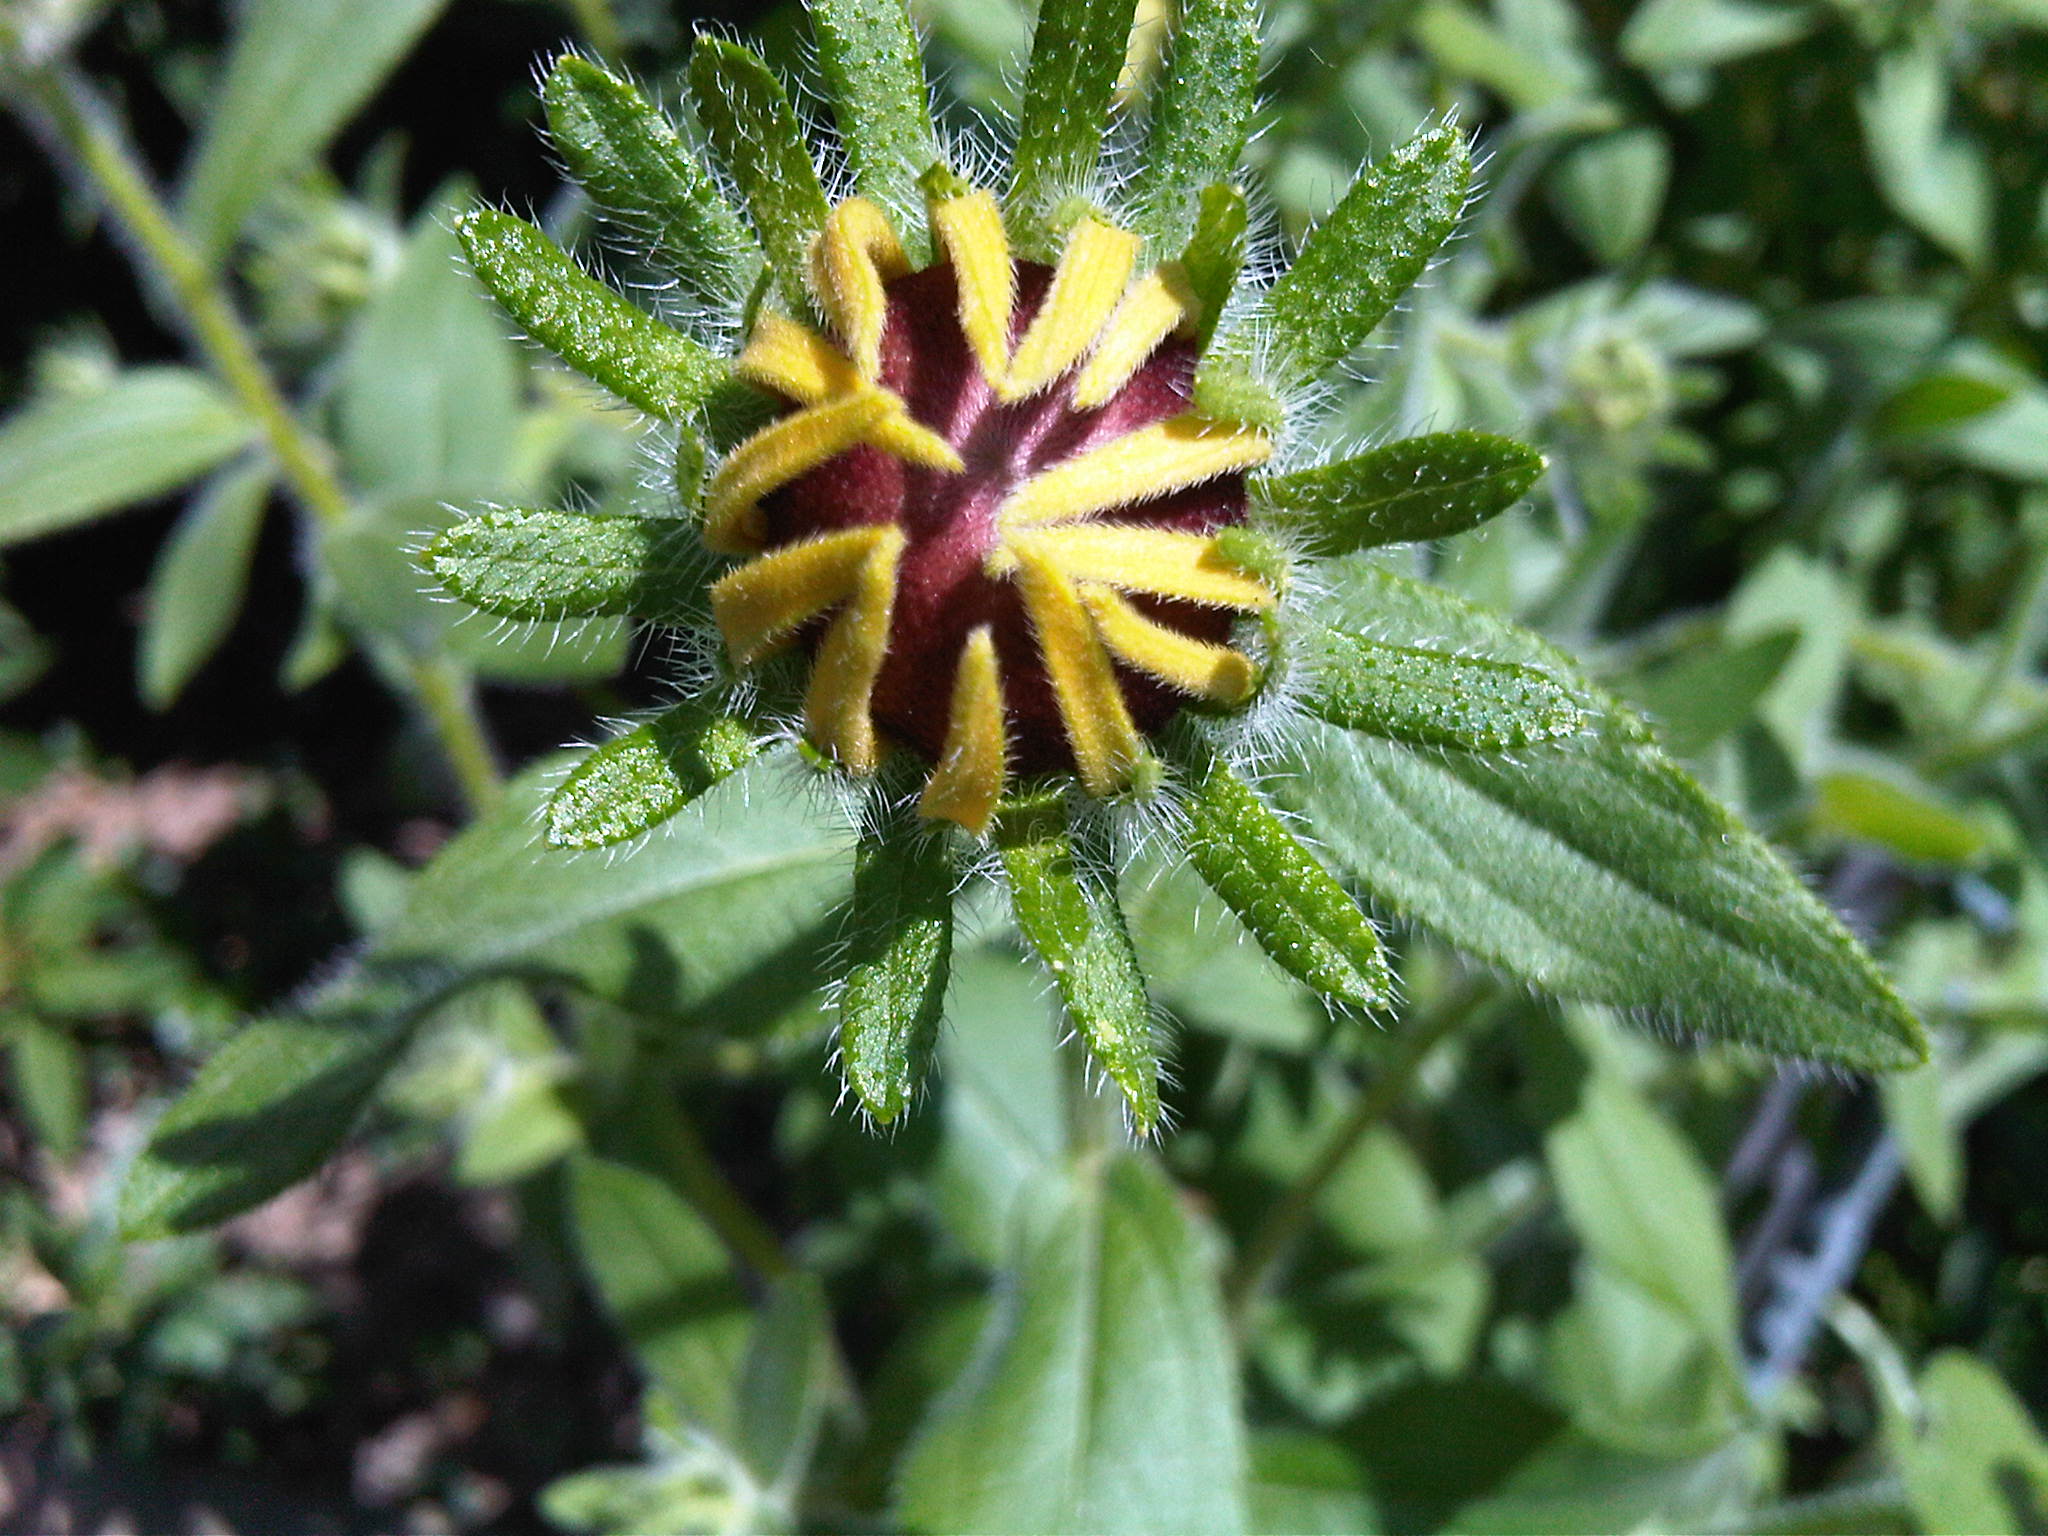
[1182,750,1391,1011]
[543,56,760,309]
[688,38,833,314]
[140,457,273,708]
[1302,620,1589,753]
[1008,0,1141,252]
[422,507,704,625]
[998,795,1160,1132]
[1126,0,1260,254]
[455,208,726,421]
[1180,184,1249,350]
[546,704,764,850]
[1257,432,1546,556]
[1275,562,1927,1071]
[813,0,940,255]
[1263,125,1471,386]
[838,816,955,1124]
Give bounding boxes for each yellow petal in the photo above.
[928,186,1014,387]
[1070,266,1192,410]
[869,410,966,473]
[810,196,910,380]
[1011,541,1143,796]
[1020,524,1275,609]
[1000,413,1274,532]
[1001,215,1140,402]
[703,393,893,554]
[710,525,896,664]
[1080,586,1258,704]
[733,311,859,404]
[918,626,1008,835]
[804,525,906,773]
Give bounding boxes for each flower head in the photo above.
[426,0,1916,1132]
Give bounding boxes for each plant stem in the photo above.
[1223,989,1479,1322]
[629,1076,792,1284]
[14,65,503,812]
[1963,503,2048,736]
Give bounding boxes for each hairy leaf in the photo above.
[422,507,703,625]
[1276,563,1926,1070]
[1182,751,1390,1011]
[898,1155,1249,1534]
[1126,0,1260,254]
[837,817,955,1124]
[1265,125,1471,385]
[455,208,726,422]
[688,38,833,314]
[812,0,940,252]
[543,56,760,308]
[1256,432,1546,555]
[546,705,764,850]
[0,368,253,548]
[1007,0,1141,251]
[1302,621,1589,753]
[998,796,1159,1132]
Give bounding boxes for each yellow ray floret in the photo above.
[998,415,1275,531]
[928,186,1014,388]
[1071,266,1194,411]
[703,393,895,553]
[810,197,909,380]
[1080,586,1259,705]
[1001,216,1141,402]
[1012,542,1144,796]
[735,311,860,403]
[918,627,1008,835]
[710,524,900,664]
[803,526,905,774]
[1013,525,1276,610]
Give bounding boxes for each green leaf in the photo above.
[1182,751,1390,1011]
[998,797,1160,1133]
[124,756,847,1234]
[1622,628,1798,757]
[1875,372,2012,438]
[838,817,954,1125]
[177,0,451,262]
[0,369,253,548]
[898,1155,1249,1535]
[121,1002,419,1239]
[812,0,941,252]
[1300,621,1589,753]
[1126,0,1260,254]
[1896,1352,2048,1536]
[546,705,764,850]
[1549,128,1669,265]
[139,458,272,709]
[1546,1071,1742,1373]
[422,507,703,625]
[1264,124,1471,386]
[1247,1433,1377,1536]
[1858,44,1992,269]
[735,1275,834,1494]
[454,208,727,422]
[568,1153,750,1434]
[339,196,520,498]
[1275,562,1927,1071]
[1255,431,1545,555]
[8,1016,87,1158]
[1007,0,1141,250]
[542,56,761,309]
[688,38,833,315]
[1811,764,1994,868]
[1620,0,1814,70]
[1179,184,1250,349]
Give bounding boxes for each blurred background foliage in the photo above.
[3,0,2048,1530]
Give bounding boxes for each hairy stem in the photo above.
[14,65,503,812]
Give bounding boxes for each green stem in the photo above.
[628,1076,792,1284]
[1223,989,1479,1323]
[1963,511,2048,736]
[18,65,503,811]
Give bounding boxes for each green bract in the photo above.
[406,0,1922,1128]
